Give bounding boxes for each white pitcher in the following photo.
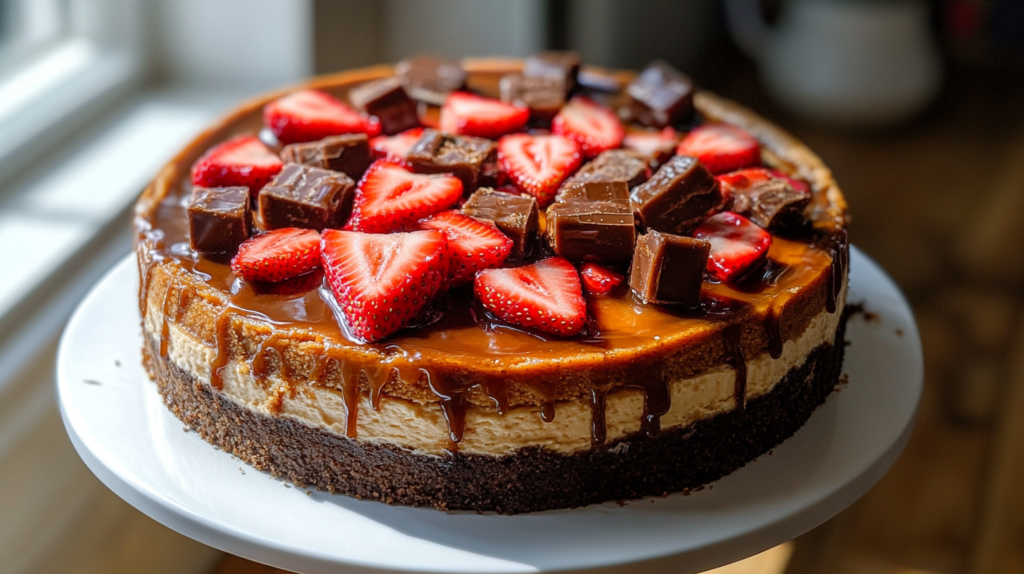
[725,0,944,127]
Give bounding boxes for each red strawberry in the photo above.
[552,97,624,158]
[474,257,586,337]
[252,268,325,296]
[439,92,529,139]
[497,133,582,206]
[622,127,679,164]
[321,229,449,342]
[264,89,380,145]
[347,160,462,233]
[190,135,283,194]
[417,210,512,284]
[768,168,811,195]
[716,168,811,212]
[692,212,772,282]
[580,263,624,295]
[676,124,761,174]
[369,127,425,164]
[231,228,321,282]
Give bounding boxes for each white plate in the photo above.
[57,247,921,574]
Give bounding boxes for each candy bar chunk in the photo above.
[188,186,253,254]
[546,201,635,265]
[558,149,650,197]
[500,73,566,125]
[627,60,695,128]
[524,51,580,92]
[631,155,722,234]
[396,55,467,106]
[348,76,419,135]
[629,230,709,306]
[557,180,630,203]
[279,134,371,180]
[258,164,355,232]
[462,188,538,259]
[406,129,498,191]
[721,171,811,230]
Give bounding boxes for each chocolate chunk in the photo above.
[546,201,636,265]
[396,55,467,106]
[348,76,419,135]
[258,164,355,232]
[629,230,709,306]
[406,129,498,192]
[279,134,371,180]
[577,69,624,93]
[627,60,695,128]
[630,155,722,234]
[188,186,253,254]
[462,188,538,259]
[557,180,630,203]
[500,73,566,125]
[558,150,650,197]
[730,177,811,230]
[523,51,580,92]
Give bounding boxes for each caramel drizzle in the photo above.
[824,230,848,315]
[724,324,748,410]
[422,368,466,449]
[252,332,290,383]
[209,309,234,390]
[158,282,177,358]
[765,293,793,360]
[308,351,361,438]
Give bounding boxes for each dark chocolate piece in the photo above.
[546,201,636,265]
[348,76,419,135]
[396,55,467,106]
[258,164,355,232]
[627,60,695,128]
[731,177,811,230]
[577,69,624,93]
[188,186,253,254]
[279,134,372,180]
[557,180,630,203]
[629,230,709,306]
[558,150,650,197]
[630,155,722,234]
[499,73,566,125]
[406,129,498,192]
[462,188,538,259]
[523,51,580,92]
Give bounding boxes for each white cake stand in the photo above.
[57,247,921,574]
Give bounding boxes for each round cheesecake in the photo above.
[135,58,849,513]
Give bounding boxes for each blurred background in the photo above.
[0,0,1021,573]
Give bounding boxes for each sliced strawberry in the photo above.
[676,124,761,174]
[474,257,586,337]
[417,210,512,284]
[347,160,463,233]
[622,127,679,164]
[321,229,449,342]
[767,168,811,195]
[190,135,283,194]
[369,127,425,164]
[231,228,321,282]
[264,89,380,145]
[440,92,529,139]
[497,133,582,206]
[552,97,624,159]
[692,212,772,282]
[580,263,624,295]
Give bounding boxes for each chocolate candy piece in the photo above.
[627,60,695,128]
[279,134,371,180]
[396,55,467,106]
[188,186,253,254]
[546,201,636,265]
[500,73,566,125]
[462,188,538,259]
[730,177,811,230]
[406,129,498,192]
[258,164,355,232]
[348,76,419,135]
[630,155,722,234]
[557,180,630,203]
[524,51,580,92]
[558,150,650,197]
[629,230,709,306]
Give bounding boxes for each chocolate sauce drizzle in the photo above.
[723,324,748,410]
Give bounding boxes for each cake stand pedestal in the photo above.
[57,247,922,574]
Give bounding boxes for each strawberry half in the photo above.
[321,229,449,342]
[440,92,529,139]
[497,133,582,206]
[264,89,380,145]
[676,124,761,174]
[190,135,283,194]
[552,97,624,159]
[580,263,624,295]
[231,228,321,282]
[417,210,512,284]
[347,160,463,233]
[474,257,586,337]
[692,212,772,282]
[369,127,425,165]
